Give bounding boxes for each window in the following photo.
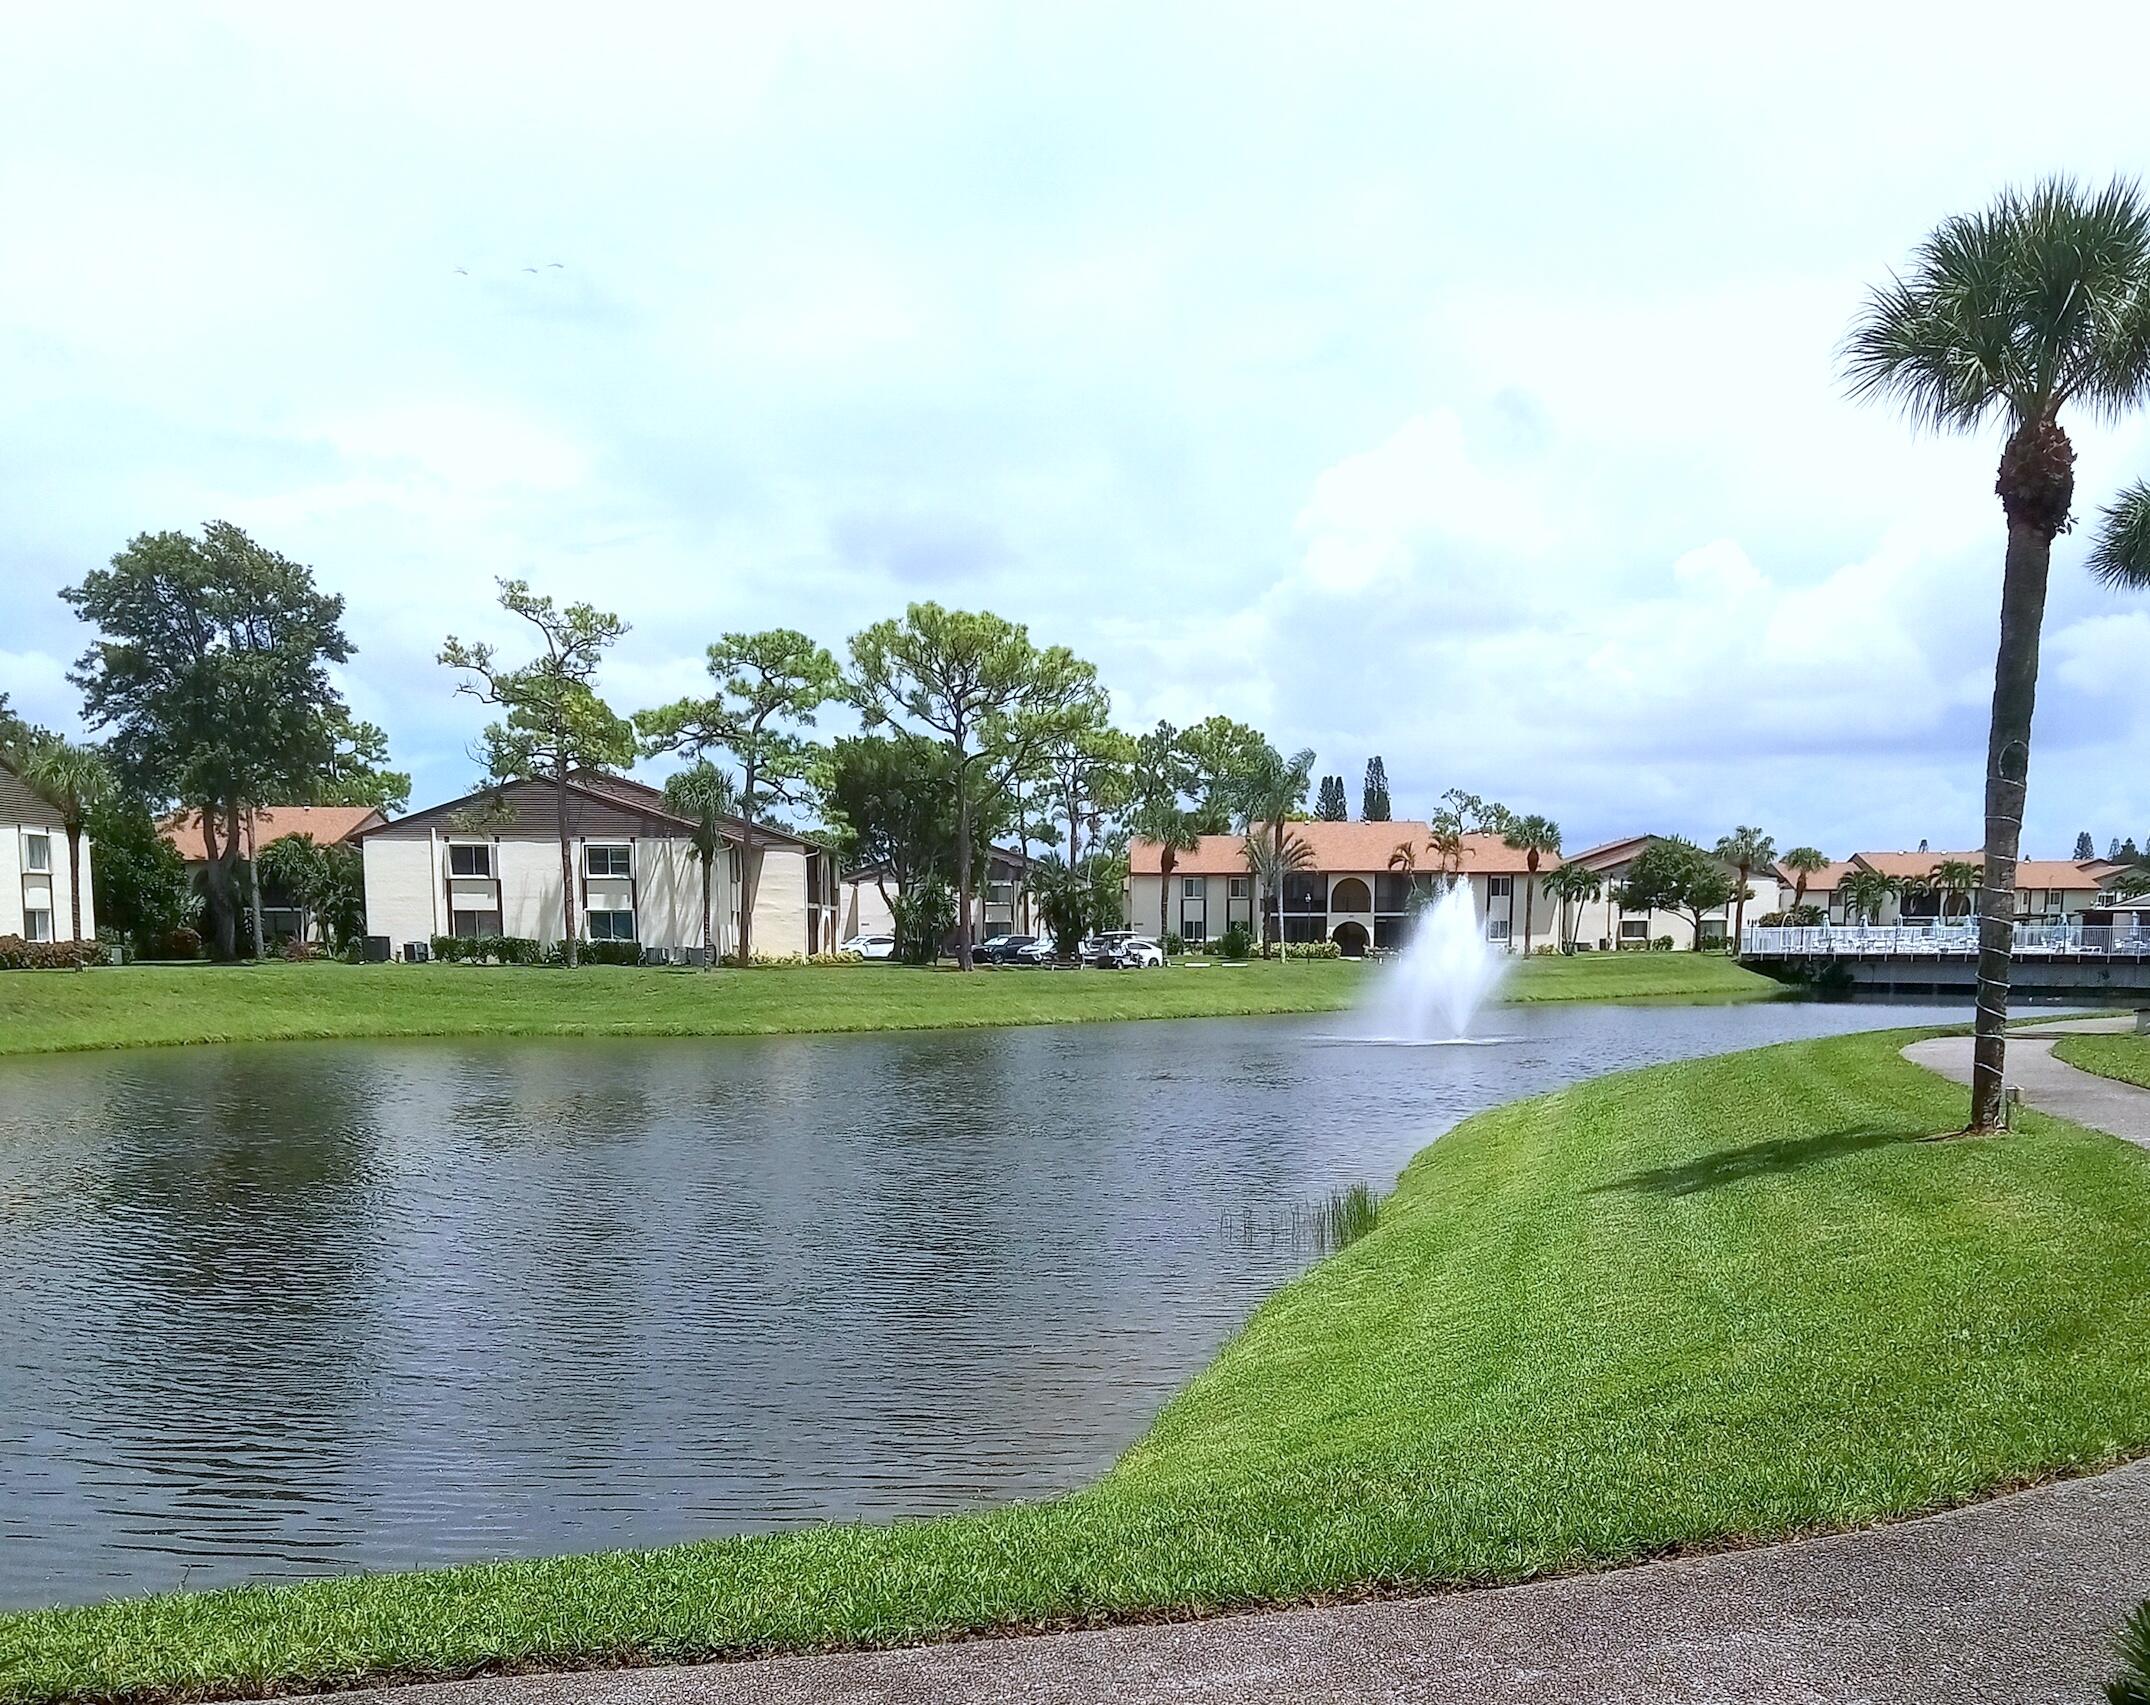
[447,843,492,878]
[1486,917,1511,943]
[24,907,52,943]
[24,832,50,873]
[1487,875,1512,899]
[1330,876,1373,913]
[451,909,501,937]
[1699,919,1728,946]
[586,909,636,941]
[1619,918,1648,940]
[1228,876,1250,900]
[1283,914,1327,943]
[1282,872,1326,914]
[585,844,632,878]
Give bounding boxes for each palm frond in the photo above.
[2089,480,2150,589]
[1842,176,2150,430]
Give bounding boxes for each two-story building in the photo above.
[360,773,838,960]
[1773,849,2126,927]
[1125,822,1564,956]
[0,755,94,942]
[162,803,388,942]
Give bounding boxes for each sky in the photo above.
[5,2,2150,859]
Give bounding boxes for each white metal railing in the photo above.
[1743,923,2150,958]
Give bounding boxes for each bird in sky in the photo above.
[452,267,467,276]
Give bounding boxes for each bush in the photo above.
[0,935,100,970]
[1283,940,1342,960]
[717,950,866,968]
[579,940,642,966]
[1163,932,1186,957]
[485,936,542,966]
[1654,935,1675,952]
[152,926,202,961]
[281,937,318,962]
[430,935,473,964]
[1215,922,1256,961]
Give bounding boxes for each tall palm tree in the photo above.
[1844,177,2150,1132]
[1425,812,1465,881]
[1242,828,1313,956]
[1129,794,1202,943]
[1230,746,1316,956]
[1543,862,1603,953]
[1781,846,1829,918]
[1502,815,1560,954]
[21,740,113,944]
[1711,826,1776,953]
[664,761,737,968]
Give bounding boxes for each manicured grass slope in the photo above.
[6,1029,2149,1703]
[0,953,1775,1058]
[2053,1032,2150,1090]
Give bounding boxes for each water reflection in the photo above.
[0,998,1967,1607]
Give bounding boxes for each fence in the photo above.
[1743,922,2150,959]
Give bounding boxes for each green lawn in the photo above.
[0,952,1777,1059]
[2053,1031,2150,1089]
[7,1027,2149,1703]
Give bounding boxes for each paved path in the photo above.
[346,1463,2150,1705]
[1904,1014,2150,1148]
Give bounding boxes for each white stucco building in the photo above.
[0,756,95,943]
[360,773,837,959]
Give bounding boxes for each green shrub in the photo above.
[2110,1600,2150,1705]
[1654,935,1675,952]
[151,926,202,961]
[1216,922,1255,960]
[1162,932,1186,956]
[430,935,473,964]
[1283,940,1342,960]
[579,940,643,966]
[0,935,100,970]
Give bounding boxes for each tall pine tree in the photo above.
[1315,774,1348,820]
[1361,756,1391,822]
[2075,830,2096,860]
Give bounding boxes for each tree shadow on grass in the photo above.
[1590,1124,1908,1198]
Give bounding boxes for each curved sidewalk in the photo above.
[1903,1016,2150,1148]
[347,1462,2150,1705]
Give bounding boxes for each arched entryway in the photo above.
[1331,920,1369,957]
[1330,877,1372,913]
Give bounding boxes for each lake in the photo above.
[0,997,1968,1607]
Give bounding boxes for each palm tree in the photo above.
[1780,845,1829,918]
[1229,746,1316,956]
[1502,815,1560,954]
[1844,177,2150,1131]
[21,740,113,944]
[1242,829,1313,956]
[1839,868,1900,927]
[1931,857,1985,921]
[664,762,736,968]
[255,833,325,945]
[1543,862,1603,953]
[1711,826,1776,953]
[1425,811,1465,881]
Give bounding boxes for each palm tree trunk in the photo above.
[1522,860,1536,955]
[1970,518,2054,1133]
[65,822,84,943]
[556,756,578,968]
[701,851,714,970]
[1731,866,1747,953]
[1158,847,1174,942]
[954,770,975,970]
[246,831,267,961]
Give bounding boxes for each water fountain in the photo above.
[1363,879,1507,1042]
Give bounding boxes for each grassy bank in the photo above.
[2053,1031,2150,1089]
[0,952,1777,1059]
[7,1027,2149,1703]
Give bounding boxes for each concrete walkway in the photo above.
[347,1463,2150,1705]
[1903,1014,2150,1148]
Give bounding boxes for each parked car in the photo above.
[1117,935,1166,969]
[839,933,898,961]
[976,934,1038,964]
[1015,937,1061,965]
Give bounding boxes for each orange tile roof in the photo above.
[1775,858,1855,893]
[1128,823,1550,877]
[1851,850,1982,881]
[1843,851,2109,891]
[162,805,387,863]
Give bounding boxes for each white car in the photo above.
[1089,931,1164,968]
[839,933,897,961]
[1117,935,1166,969]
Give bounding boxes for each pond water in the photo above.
[0,997,1968,1608]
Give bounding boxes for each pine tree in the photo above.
[2124,838,2143,862]
[1315,774,1348,821]
[2114,837,2124,861]
[1361,756,1391,822]
[2074,830,2096,861]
